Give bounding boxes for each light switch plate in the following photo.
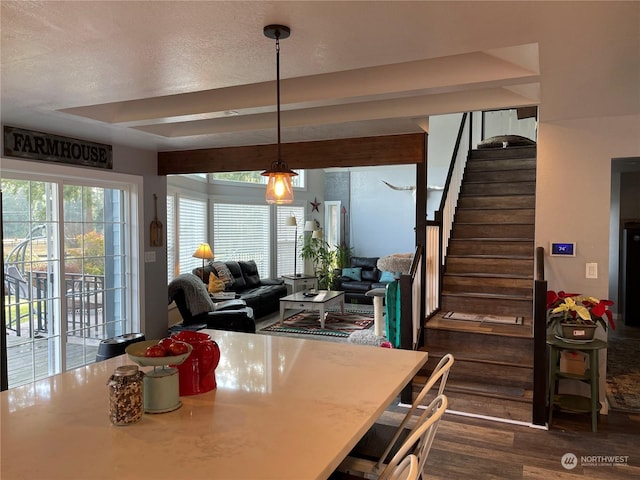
[586,263,598,279]
[144,251,156,263]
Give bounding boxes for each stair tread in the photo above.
[423,350,533,369]
[426,315,533,338]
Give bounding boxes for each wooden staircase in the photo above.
[421,145,537,423]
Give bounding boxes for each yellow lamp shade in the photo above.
[192,243,214,260]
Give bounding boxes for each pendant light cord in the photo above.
[275,31,282,164]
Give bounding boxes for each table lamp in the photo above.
[192,243,214,281]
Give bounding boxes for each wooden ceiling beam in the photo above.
[158,133,425,175]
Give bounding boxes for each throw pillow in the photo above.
[379,271,396,282]
[212,262,235,288]
[208,272,225,293]
[342,267,362,282]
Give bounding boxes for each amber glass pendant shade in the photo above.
[264,171,295,204]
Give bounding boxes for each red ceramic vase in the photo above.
[170,331,220,396]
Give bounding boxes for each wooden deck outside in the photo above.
[6,334,100,389]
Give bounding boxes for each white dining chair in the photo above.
[377,394,447,480]
[337,354,454,479]
[387,454,419,480]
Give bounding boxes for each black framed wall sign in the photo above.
[3,126,112,169]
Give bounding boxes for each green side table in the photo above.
[547,335,607,432]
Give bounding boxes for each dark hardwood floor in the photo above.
[379,400,640,479]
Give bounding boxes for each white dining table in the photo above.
[1,329,427,480]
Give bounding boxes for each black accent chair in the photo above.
[168,274,256,333]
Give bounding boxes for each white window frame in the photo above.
[1,157,143,375]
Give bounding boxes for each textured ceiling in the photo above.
[12,1,622,154]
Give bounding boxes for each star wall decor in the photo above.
[310,197,321,212]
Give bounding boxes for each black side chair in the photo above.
[168,274,256,333]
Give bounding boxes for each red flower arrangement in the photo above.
[546,290,615,331]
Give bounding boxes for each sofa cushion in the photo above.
[351,257,379,269]
[239,260,261,288]
[350,256,380,282]
[223,261,246,291]
[212,262,235,288]
[208,272,226,293]
[379,271,396,282]
[342,267,362,281]
[340,281,372,293]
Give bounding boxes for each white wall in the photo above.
[536,114,640,299]
[349,165,416,257]
[426,113,463,219]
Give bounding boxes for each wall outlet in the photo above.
[586,262,598,279]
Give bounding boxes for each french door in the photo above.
[2,173,136,388]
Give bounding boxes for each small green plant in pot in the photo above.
[546,290,615,340]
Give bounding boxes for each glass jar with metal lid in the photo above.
[108,365,144,425]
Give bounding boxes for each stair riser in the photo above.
[441,294,533,317]
[461,182,535,195]
[452,224,534,239]
[424,329,534,363]
[465,158,536,171]
[464,170,536,183]
[446,257,533,276]
[422,357,533,389]
[442,282,532,297]
[470,146,536,160]
[457,195,535,209]
[440,390,532,422]
[447,240,534,256]
[455,209,535,224]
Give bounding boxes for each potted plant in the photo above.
[300,236,338,289]
[546,290,615,341]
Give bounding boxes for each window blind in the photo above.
[166,195,176,282]
[213,203,270,278]
[177,196,207,275]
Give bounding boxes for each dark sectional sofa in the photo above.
[334,256,392,304]
[194,260,287,319]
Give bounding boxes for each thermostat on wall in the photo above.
[550,242,576,256]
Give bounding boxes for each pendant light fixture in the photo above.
[261,24,297,204]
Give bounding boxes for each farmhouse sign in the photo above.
[3,126,113,169]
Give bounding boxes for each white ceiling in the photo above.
[2,1,633,154]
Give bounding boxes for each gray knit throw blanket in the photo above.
[168,273,216,316]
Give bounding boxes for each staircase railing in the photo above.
[426,112,472,317]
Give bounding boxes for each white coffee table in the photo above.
[279,290,345,329]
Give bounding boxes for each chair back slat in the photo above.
[378,394,448,480]
[375,354,454,471]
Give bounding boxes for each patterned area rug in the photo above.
[261,311,374,338]
[606,334,640,412]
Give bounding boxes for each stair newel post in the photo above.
[532,246,548,426]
